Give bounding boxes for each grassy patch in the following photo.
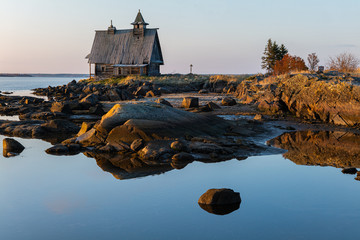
[80,74,253,86]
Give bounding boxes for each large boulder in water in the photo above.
[198,188,241,205]
[76,102,231,148]
[96,102,229,134]
[198,188,241,215]
[3,138,25,157]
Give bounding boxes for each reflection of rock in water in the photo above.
[198,203,240,215]
[268,131,360,168]
[84,152,174,180]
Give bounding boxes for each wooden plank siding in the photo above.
[86,13,164,77]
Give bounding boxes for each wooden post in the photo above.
[89,63,91,79]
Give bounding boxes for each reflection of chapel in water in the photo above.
[86,10,164,78]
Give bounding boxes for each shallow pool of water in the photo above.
[0,115,20,121]
[0,133,359,240]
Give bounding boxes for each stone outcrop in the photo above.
[235,74,360,126]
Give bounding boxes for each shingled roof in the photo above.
[87,28,163,65]
[132,10,149,26]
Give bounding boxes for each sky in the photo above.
[0,0,359,74]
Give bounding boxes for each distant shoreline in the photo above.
[0,73,89,78]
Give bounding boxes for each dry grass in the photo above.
[209,74,252,83]
[81,74,252,86]
[289,70,310,75]
[81,74,209,86]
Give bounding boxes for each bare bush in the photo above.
[307,53,320,72]
[328,52,360,72]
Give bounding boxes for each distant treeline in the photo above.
[0,73,89,78]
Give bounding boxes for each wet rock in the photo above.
[198,89,209,94]
[134,85,150,96]
[342,168,357,175]
[190,141,224,154]
[130,139,145,152]
[171,152,194,170]
[206,102,221,110]
[3,138,25,156]
[170,140,188,152]
[89,105,105,115]
[41,120,80,134]
[77,122,95,136]
[181,97,199,108]
[221,97,237,106]
[76,128,107,147]
[138,141,173,161]
[67,144,81,152]
[198,188,241,205]
[45,144,69,155]
[356,172,360,181]
[106,89,122,101]
[50,101,72,114]
[155,98,173,107]
[253,114,263,121]
[24,111,68,120]
[80,93,99,106]
[97,143,115,153]
[172,152,194,162]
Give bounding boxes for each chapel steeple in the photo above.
[132,10,148,36]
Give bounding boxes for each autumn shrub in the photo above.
[273,54,308,75]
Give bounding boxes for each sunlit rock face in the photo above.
[268,131,360,168]
[235,74,360,126]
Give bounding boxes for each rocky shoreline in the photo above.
[2,72,360,179]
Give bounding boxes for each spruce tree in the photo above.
[261,39,288,73]
[278,44,288,61]
[261,39,276,73]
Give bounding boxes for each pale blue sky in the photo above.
[0,0,359,74]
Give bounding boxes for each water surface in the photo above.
[0,77,83,91]
[1,78,359,239]
[0,134,359,240]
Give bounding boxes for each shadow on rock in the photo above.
[268,130,360,168]
[198,203,240,215]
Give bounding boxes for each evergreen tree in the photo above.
[261,39,276,73]
[261,39,288,73]
[278,44,288,60]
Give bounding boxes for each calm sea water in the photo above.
[0,77,83,91]
[0,78,359,240]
